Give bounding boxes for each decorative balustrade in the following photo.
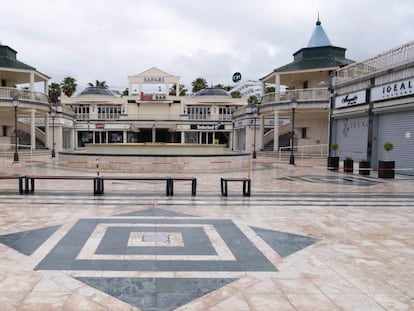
[336,40,414,84]
[261,88,329,106]
[0,87,49,104]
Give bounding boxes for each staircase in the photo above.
[17,130,47,149]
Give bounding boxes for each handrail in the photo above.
[0,87,49,103]
[0,143,32,157]
[261,88,329,105]
[336,40,414,84]
[278,144,328,161]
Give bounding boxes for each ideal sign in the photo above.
[371,78,414,101]
[335,90,366,108]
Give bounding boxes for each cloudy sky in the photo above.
[1,0,413,93]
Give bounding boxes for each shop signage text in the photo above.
[371,78,414,101]
[335,90,366,108]
[191,124,225,130]
[143,77,165,84]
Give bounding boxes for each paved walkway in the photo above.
[0,155,413,310]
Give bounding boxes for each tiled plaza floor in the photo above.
[0,155,413,310]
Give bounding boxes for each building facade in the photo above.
[63,67,247,149]
[332,41,414,175]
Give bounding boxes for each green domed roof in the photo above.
[195,88,229,96]
[79,87,116,96]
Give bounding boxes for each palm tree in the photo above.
[169,84,188,96]
[247,95,259,106]
[191,78,208,93]
[48,82,61,103]
[88,80,108,89]
[61,76,77,97]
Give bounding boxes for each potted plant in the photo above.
[343,157,354,173]
[359,159,371,176]
[378,142,395,179]
[327,142,339,171]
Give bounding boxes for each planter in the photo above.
[359,161,370,176]
[343,159,354,173]
[327,156,339,171]
[378,161,395,179]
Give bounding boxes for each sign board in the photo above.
[232,72,242,83]
[371,77,414,101]
[335,90,366,108]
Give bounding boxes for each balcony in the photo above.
[0,87,49,105]
[260,88,330,114]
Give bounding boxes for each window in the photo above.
[187,107,210,120]
[73,106,90,120]
[219,107,235,120]
[98,106,122,120]
[301,127,307,139]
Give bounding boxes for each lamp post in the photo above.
[231,120,235,150]
[12,95,19,162]
[289,99,297,165]
[50,105,56,158]
[252,107,258,159]
[73,118,77,150]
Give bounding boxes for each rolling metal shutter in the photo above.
[377,111,414,176]
[335,116,368,161]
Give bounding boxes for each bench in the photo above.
[95,176,197,196]
[0,175,26,194]
[220,177,251,197]
[26,175,99,194]
[25,175,197,196]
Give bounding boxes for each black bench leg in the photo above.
[192,178,197,196]
[243,180,251,196]
[166,178,173,196]
[94,178,104,195]
[221,178,228,197]
[18,176,24,194]
[28,177,34,193]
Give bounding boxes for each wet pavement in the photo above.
[0,155,413,310]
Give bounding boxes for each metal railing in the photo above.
[336,40,414,84]
[0,87,49,103]
[261,88,329,105]
[278,144,328,161]
[0,143,33,157]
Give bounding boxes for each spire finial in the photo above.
[316,13,321,25]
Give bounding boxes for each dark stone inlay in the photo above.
[251,226,320,258]
[75,277,237,311]
[35,218,277,272]
[0,225,61,256]
[95,226,216,256]
[116,208,197,218]
[278,175,380,186]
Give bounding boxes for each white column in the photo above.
[176,83,179,96]
[181,131,185,144]
[30,110,36,150]
[275,73,281,102]
[273,110,279,151]
[30,72,35,100]
[152,124,156,142]
[259,115,265,150]
[123,130,127,143]
[128,82,132,95]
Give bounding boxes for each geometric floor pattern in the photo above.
[278,174,381,186]
[0,207,319,310]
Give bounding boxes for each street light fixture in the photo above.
[12,94,19,162]
[289,99,298,165]
[252,107,258,159]
[50,105,56,158]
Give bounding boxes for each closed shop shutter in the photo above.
[377,111,414,176]
[335,116,368,161]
